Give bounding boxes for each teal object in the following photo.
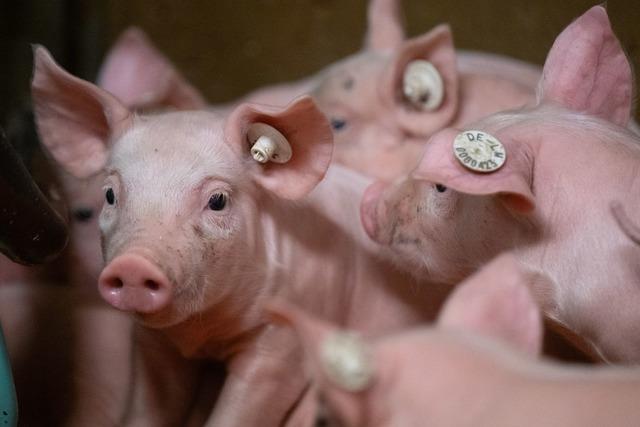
[0,326,16,427]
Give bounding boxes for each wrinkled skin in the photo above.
[361,6,640,362]
[271,255,640,427]
[31,46,448,427]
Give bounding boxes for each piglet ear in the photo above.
[380,25,459,136]
[97,27,206,110]
[224,96,333,200]
[438,254,543,356]
[539,6,633,126]
[31,46,133,178]
[365,0,405,51]
[412,129,535,214]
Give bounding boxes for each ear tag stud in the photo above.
[453,130,506,173]
[247,123,292,164]
[402,60,444,111]
[321,331,373,392]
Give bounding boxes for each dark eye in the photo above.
[435,183,447,193]
[330,118,347,131]
[72,207,94,222]
[208,193,227,211]
[105,188,115,205]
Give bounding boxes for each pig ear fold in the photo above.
[412,129,536,214]
[365,0,405,51]
[97,27,206,110]
[31,46,133,178]
[380,25,459,137]
[224,96,333,200]
[438,254,543,356]
[538,6,633,126]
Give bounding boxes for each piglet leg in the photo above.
[206,327,308,427]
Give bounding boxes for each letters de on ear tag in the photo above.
[453,130,506,173]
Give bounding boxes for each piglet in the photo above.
[309,0,541,180]
[269,254,640,427]
[361,6,639,362]
[31,46,447,426]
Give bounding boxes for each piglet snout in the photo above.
[98,253,171,314]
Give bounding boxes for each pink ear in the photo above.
[365,0,405,51]
[224,96,333,200]
[438,254,543,356]
[380,25,459,136]
[539,6,632,126]
[412,128,535,213]
[31,46,133,178]
[97,27,206,110]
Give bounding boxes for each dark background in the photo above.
[2,0,640,125]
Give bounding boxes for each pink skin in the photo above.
[0,29,218,427]
[31,48,448,426]
[361,6,639,362]
[269,254,640,427]
[308,0,540,181]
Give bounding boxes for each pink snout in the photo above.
[98,253,172,314]
[360,180,389,244]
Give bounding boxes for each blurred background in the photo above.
[1,0,640,130]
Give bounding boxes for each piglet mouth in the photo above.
[360,181,392,246]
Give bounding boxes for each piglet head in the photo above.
[95,98,331,327]
[360,127,536,282]
[31,47,333,327]
[267,255,542,427]
[311,0,458,179]
[35,33,207,293]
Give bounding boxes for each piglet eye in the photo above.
[105,188,116,205]
[72,207,94,222]
[330,118,347,131]
[208,193,227,211]
[435,184,447,193]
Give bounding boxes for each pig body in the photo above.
[31,47,449,426]
[361,6,640,362]
[270,255,640,427]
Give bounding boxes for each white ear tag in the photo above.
[402,60,444,111]
[247,123,292,164]
[453,130,506,173]
[321,331,373,392]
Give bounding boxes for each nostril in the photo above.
[104,277,124,290]
[144,280,160,291]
